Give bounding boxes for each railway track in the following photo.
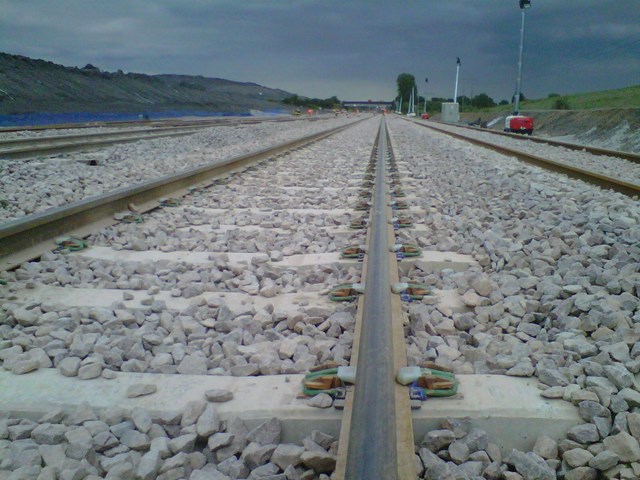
[0,119,363,270]
[0,117,303,160]
[0,115,295,135]
[410,118,640,198]
[446,121,640,164]
[1,115,639,479]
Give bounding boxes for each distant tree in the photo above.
[547,93,560,98]
[396,73,417,107]
[282,94,300,106]
[424,97,448,113]
[456,95,471,108]
[82,63,99,71]
[499,100,509,105]
[553,96,571,110]
[282,94,340,109]
[471,93,496,109]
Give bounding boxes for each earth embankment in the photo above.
[458,108,640,153]
[0,53,291,115]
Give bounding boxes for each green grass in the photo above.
[475,84,640,113]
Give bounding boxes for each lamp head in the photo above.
[519,0,531,9]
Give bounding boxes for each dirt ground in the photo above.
[455,109,640,153]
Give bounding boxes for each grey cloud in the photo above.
[0,0,637,101]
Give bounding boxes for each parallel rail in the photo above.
[0,127,205,159]
[0,115,295,134]
[444,121,640,164]
[412,120,640,198]
[0,125,204,148]
[0,117,307,159]
[0,119,363,270]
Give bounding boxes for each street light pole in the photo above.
[454,57,461,103]
[424,77,428,114]
[514,0,531,115]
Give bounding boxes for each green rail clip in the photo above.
[328,283,364,302]
[54,237,88,254]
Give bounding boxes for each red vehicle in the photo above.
[421,113,430,119]
[504,115,534,135]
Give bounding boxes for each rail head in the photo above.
[336,117,415,480]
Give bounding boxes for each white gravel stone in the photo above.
[181,401,207,427]
[126,383,157,398]
[306,393,333,408]
[563,448,593,468]
[603,432,640,462]
[195,404,219,438]
[204,389,233,403]
[77,362,103,380]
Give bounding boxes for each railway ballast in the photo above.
[0,114,639,479]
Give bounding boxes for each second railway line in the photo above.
[411,119,640,195]
[0,116,359,223]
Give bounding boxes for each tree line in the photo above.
[396,72,529,113]
[282,95,341,110]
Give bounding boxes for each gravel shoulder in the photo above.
[424,120,640,184]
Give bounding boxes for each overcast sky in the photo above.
[1,0,638,102]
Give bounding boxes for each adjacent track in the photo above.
[0,126,204,159]
[0,115,294,134]
[448,121,640,164]
[411,119,640,198]
[0,117,302,159]
[0,120,362,270]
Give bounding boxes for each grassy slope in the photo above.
[475,84,640,113]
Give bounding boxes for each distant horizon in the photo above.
[3,50,638,106]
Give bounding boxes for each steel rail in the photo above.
[336,117,415,479]
[0,115,297,134]
[412,120,640,198]
[0,117,301,147]
[0,118,322,159]
[0,127,208,159]
[0,119,218,134]
[0,125,207,148]
[436,121,640,164]
[0,119,364,270]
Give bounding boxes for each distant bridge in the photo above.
[341,100,394,108]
